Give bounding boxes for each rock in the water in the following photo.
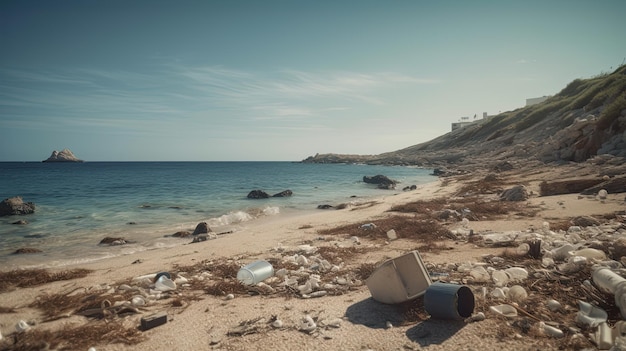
[0,197,36,216]
[42,148,83,162]
[13,248,42,254]
[11,220,28,225]
[272,190,293,197]
[500,185,529,201]
[247,190,270,199]
[363,175,397,189]
[172,231,191,238]
[192,222,211,235]
[99,237,127,245]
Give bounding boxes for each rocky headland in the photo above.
[302,65,626,183]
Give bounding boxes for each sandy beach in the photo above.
[1,162,625,351]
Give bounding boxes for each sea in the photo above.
[0,161,434,269]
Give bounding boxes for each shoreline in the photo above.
[2,166,625,351]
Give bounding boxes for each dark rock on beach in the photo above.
[192,222,211,235]
[500,185,529,202]
[247,190,270,199]
[0,197,35,216]
[13,247,43,254]
[317,204,334,209]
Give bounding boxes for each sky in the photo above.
[1,0,625,161]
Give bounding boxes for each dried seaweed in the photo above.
[5,320,144,351]
[0,268,92,293]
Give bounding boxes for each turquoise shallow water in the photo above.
[0,161,433,268]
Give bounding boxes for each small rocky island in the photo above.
[42,148,84,162]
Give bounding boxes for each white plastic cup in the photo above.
[237,260,274,285]
[15,320,30,332]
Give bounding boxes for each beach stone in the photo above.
[247,190,270,199]
[572,216,600,227]
[272,189,293,197]
[493,161,514,172]
[13,247,42,254]
[192,222,211,235]
[363,175,397,189]
[0,196,35,216]
[172,231,191,238]
[11,220,28,225]
[500,185,529,201]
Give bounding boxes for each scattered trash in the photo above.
[271,319,284,328]
[299,315,317,333]
[360,223,376,230]
[489,304,518,318]
[140,312,167,331]
[576,300,608,327]
[366,250,431,304]
[592,267,626,319]
[154,275,176,292]
[237,260,274,285]
[547,299,562,312]
[386,229,397,240]
[15,320,30,333]
[424,282,475,320]
[540,322,564,338]
[466,312,486,323]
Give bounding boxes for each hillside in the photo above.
[303,65,626,171]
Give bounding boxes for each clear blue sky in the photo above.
[1,0,624,161]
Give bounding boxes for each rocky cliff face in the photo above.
[43,148,84,162]
[303,66,626,170]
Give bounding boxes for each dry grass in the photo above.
[0,268,92,293]
[390,196,522,221]
[455,174,506,196]
[7,320,144,351]
[317,215,455,241]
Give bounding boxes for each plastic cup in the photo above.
[237,260,274,285]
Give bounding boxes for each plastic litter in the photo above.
[237,260,274,285]
[540,322,564,338]
[469,266,490,283]
[505,267,529,282]
[424,282,475,320]
[489,304,518,318]
[547,299,562,312]
[366,250,431,304]
[299,315,317,333]
[491,270,509,287]
[15,320,30,333]
[592,267,626,319]
[576,300,608,327]
[154,275,177,291]
[386,229,397,240]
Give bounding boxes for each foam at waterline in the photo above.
[206,206,280,227]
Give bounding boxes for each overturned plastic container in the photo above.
[366,250,432,304]
[424,282,475,320]
[237,260,274,285]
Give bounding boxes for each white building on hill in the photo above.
[526,96,550,106]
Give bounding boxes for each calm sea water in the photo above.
[0,162,433,269]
